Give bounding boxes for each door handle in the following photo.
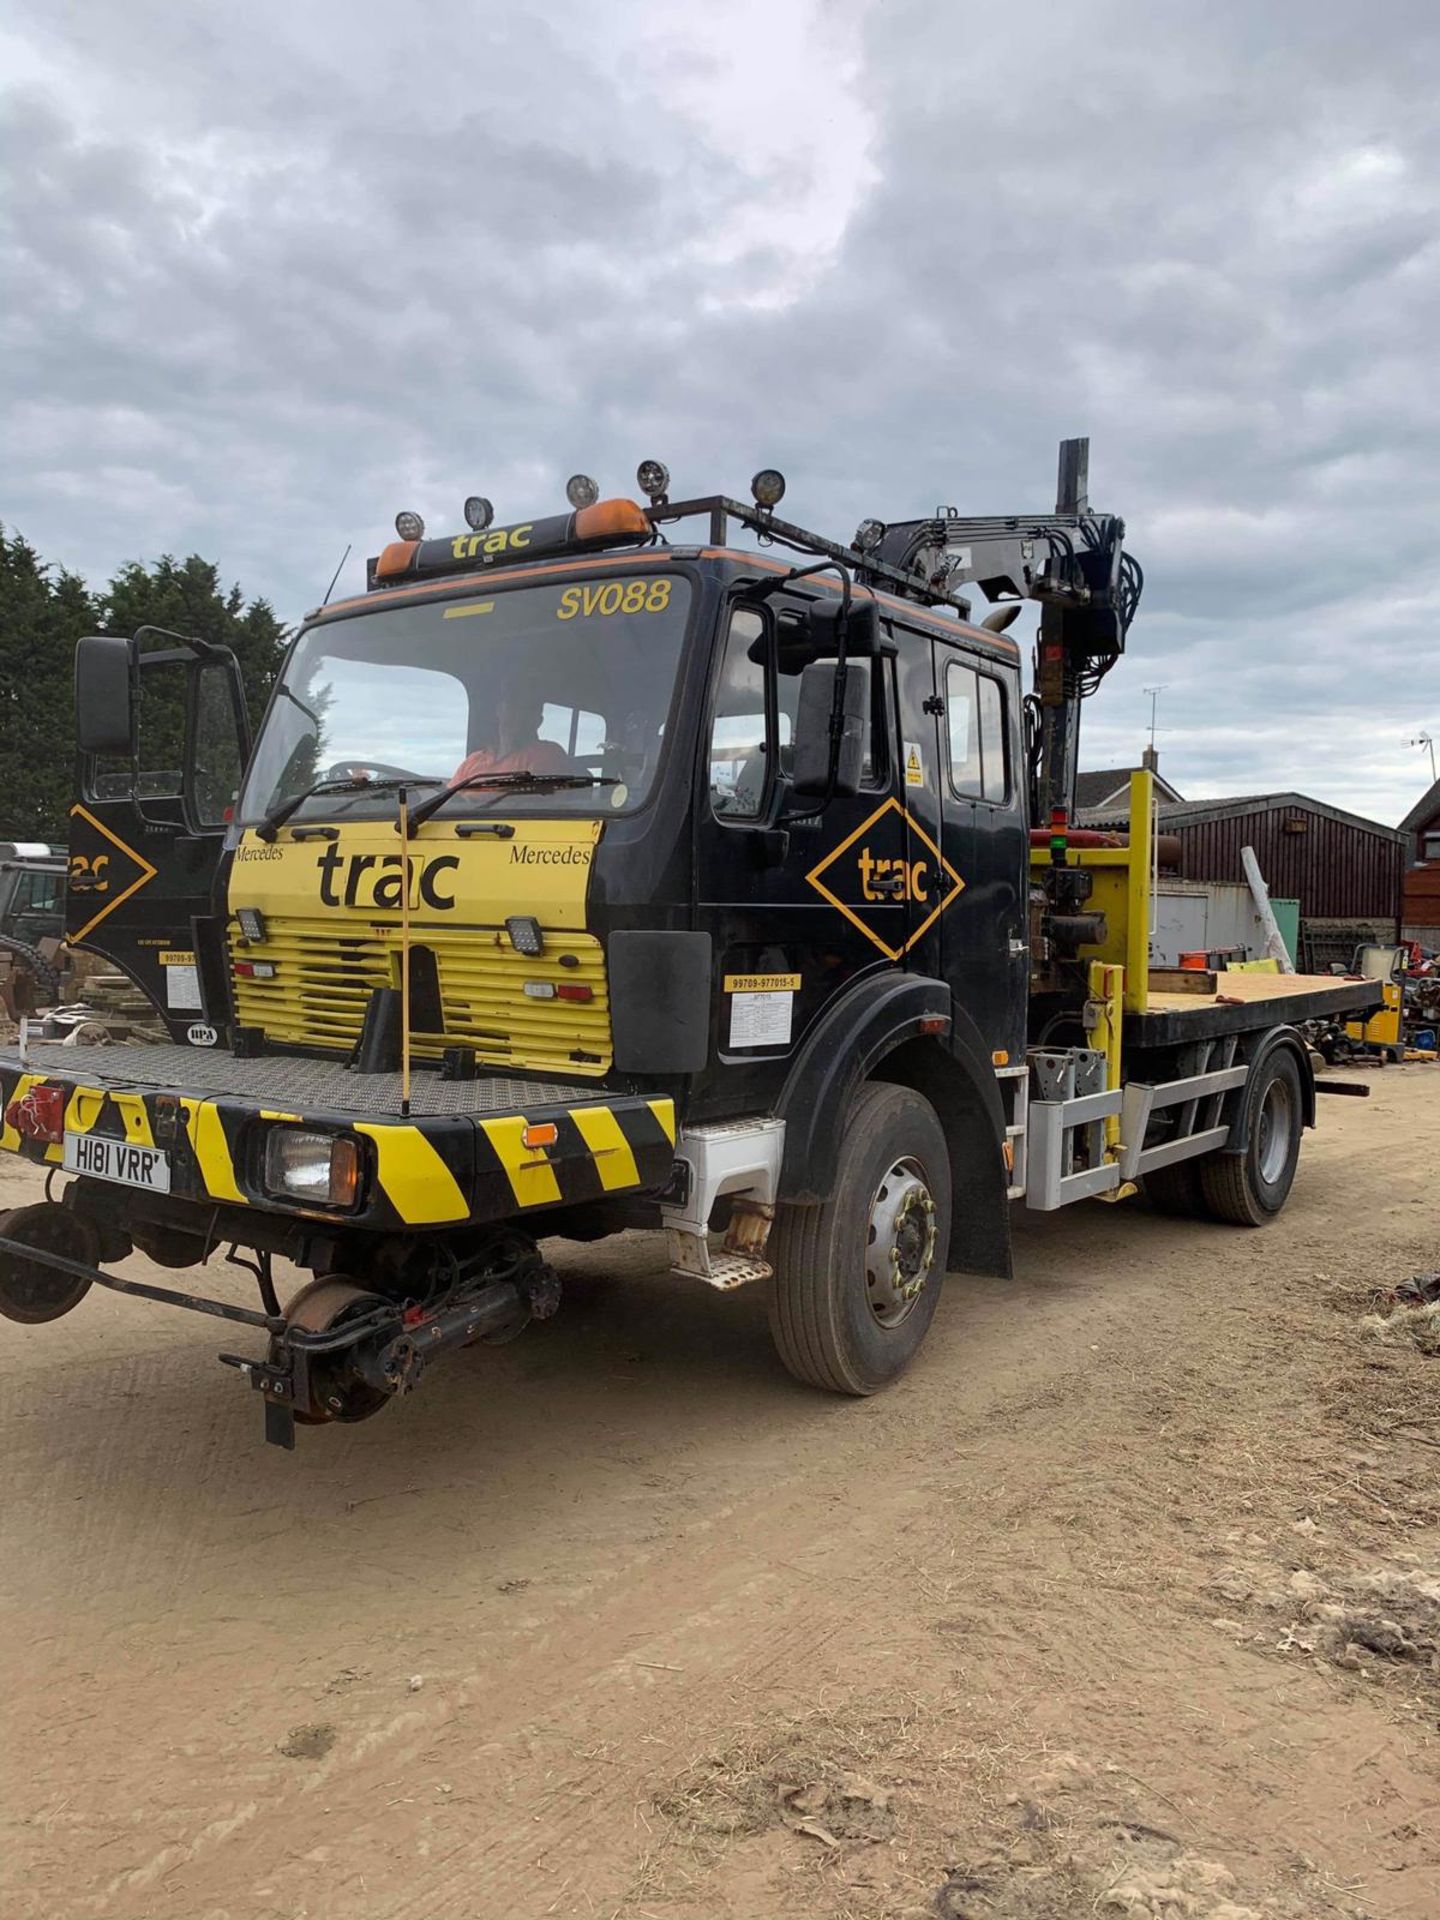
[871,872,906,899]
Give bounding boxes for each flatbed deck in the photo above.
[1125,972,1383,1047]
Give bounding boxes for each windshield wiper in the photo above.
[406,769,617,832]
[254,774,442,842]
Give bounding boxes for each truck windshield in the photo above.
[237,572,692,827]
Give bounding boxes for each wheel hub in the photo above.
[865,1158,938,1328]
[278,1276,394,1425]
[1256,1077,1294,1184]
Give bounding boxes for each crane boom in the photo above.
[856,438,1143,820]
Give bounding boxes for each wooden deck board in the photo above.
[1145,971,1354,1015]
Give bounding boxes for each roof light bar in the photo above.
[573,498,650,541]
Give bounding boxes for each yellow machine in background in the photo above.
[1343,982,1403,1057]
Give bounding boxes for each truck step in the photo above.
[666,1228,772,1291]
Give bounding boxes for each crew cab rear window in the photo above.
[945,658,1009,804]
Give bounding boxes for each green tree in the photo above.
[0,540,288,843]
[99,554,287,737]
[0,526,96,840]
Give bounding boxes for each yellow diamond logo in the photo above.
[65,803,159,943]
[805,797,965,961]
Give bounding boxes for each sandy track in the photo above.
[2,1070,1437,1919]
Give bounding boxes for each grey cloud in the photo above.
[2,0,1438,820]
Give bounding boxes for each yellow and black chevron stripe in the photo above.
[0,1065,676,1230]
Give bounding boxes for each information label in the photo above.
[728,989,794,1049]
[163,960,202,1010]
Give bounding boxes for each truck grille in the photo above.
[229,918,612,1076]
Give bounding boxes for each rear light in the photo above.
[232,960,276,979]
[4,1083,65,1144]
[262,1129,360,1208]
[522,980,594,1002]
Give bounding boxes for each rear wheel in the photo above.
[1199,1049,1304,1226]
[768,1081,952,1396]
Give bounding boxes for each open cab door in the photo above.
[67,628,251,1045]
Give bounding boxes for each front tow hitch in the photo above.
[221,1249,562,1449]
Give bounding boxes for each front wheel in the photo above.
[768,1081,952,1396]
[1199,1048,1305,1226]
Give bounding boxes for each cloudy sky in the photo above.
[3,0,1437,823]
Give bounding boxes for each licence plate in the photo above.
[63,1132,172,1193]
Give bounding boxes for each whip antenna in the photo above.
[321,544,352,608]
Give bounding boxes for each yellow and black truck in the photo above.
[0,448,1384,1446]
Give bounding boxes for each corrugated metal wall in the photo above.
[1174,804,1404,921]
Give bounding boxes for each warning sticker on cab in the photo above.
[723,973,801,993]
[904,741,925,787]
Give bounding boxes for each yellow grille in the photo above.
[229,918,612,1076]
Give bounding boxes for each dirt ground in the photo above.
[2,1069,1437,1920]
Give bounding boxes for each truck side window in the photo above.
[711,609,778,819]
[88,655,190,803]
[711,609,883,820]
[945,658,1009,804]
[191,663,246,827]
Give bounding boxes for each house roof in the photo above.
[1080,789,1404,842]
[1074,765,1184,810]
[1399,774,1440,834]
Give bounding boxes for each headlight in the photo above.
[263,1129,360,1208]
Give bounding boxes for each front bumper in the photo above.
[0,1042,676,1230]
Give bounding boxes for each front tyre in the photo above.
[1199,1048,1305,1226]
[768,1081,952,1396]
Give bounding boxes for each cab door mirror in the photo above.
[74,635,136,757]
[791,661,867,797]
[804,597,880,659]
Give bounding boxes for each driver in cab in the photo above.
[452,679,573,783]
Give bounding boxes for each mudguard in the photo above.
[775,970,1005,1201]
[1222,1024,1316,1153]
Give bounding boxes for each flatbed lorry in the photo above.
[0,445,1384,1446]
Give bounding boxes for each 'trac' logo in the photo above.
[806,797,964,961]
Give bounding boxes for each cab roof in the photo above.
[314,538,1020,662]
